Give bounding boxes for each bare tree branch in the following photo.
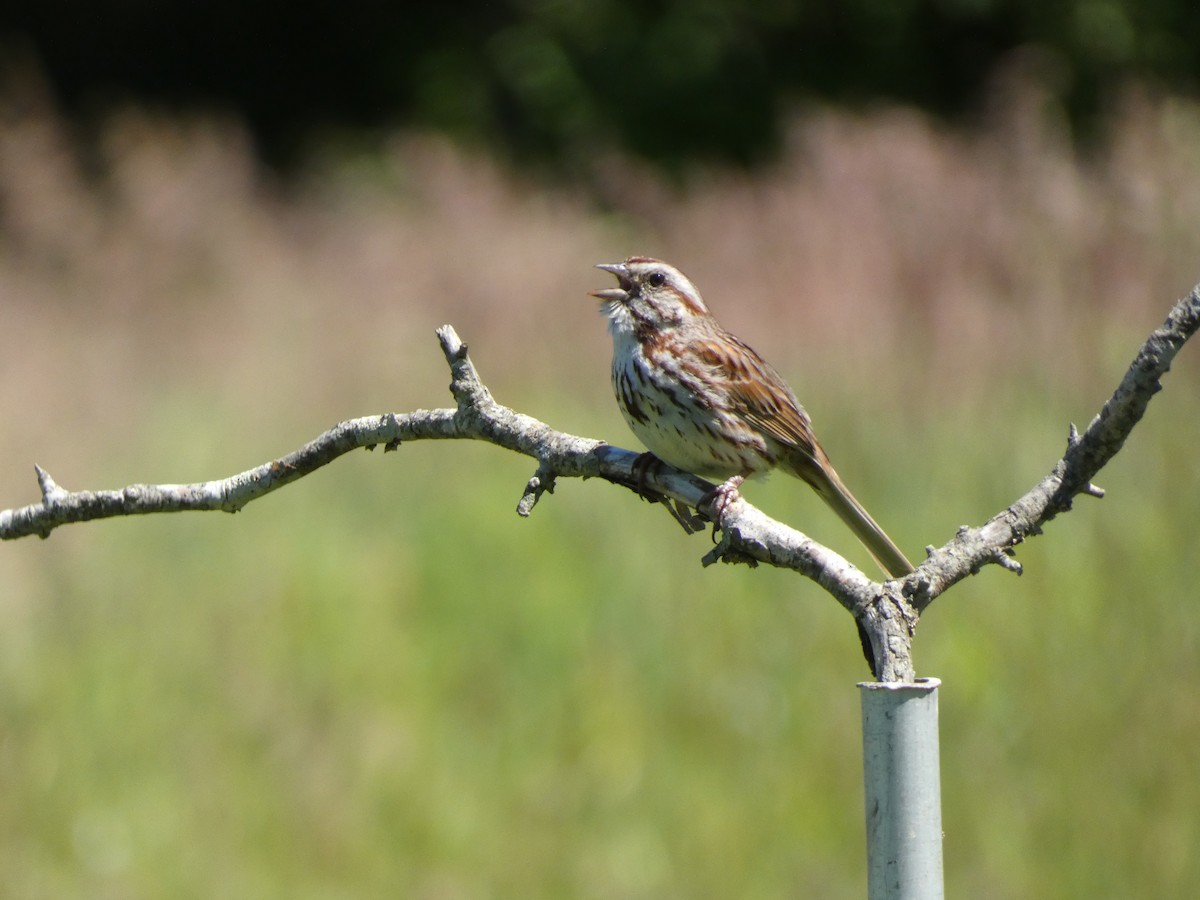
[3,289,1198,682]
[907,284,1200,615]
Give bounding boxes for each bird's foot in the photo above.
[700,474,745,521]
[630,452,665,498]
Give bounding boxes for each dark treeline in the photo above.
[2,1,1196,172]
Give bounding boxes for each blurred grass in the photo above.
[2,72,1200,897]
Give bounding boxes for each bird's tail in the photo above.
[790,451,914,579]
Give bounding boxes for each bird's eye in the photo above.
[646,271,666,288]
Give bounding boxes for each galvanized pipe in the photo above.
[859,677,944,899]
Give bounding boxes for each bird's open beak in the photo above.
[589,262,632,302]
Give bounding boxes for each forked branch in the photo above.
[2,288,1198,681]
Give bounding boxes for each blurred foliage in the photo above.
[2,81,1200,896]
[1,381,1198,898]
[3,0,1200,172]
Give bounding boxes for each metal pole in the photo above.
[859,677,944,900]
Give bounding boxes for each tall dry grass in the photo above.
[3,68,1198,412]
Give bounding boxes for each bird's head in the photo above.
[590,257,709,334]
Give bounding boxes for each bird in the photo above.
[590,256,913,579]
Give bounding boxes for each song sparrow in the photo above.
[590,256,913,579]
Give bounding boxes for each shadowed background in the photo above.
[1,5,1199,898]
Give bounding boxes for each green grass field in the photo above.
[2,80,1199,897]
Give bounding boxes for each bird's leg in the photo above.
[700,474,746,522]
[627,452,706,534]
